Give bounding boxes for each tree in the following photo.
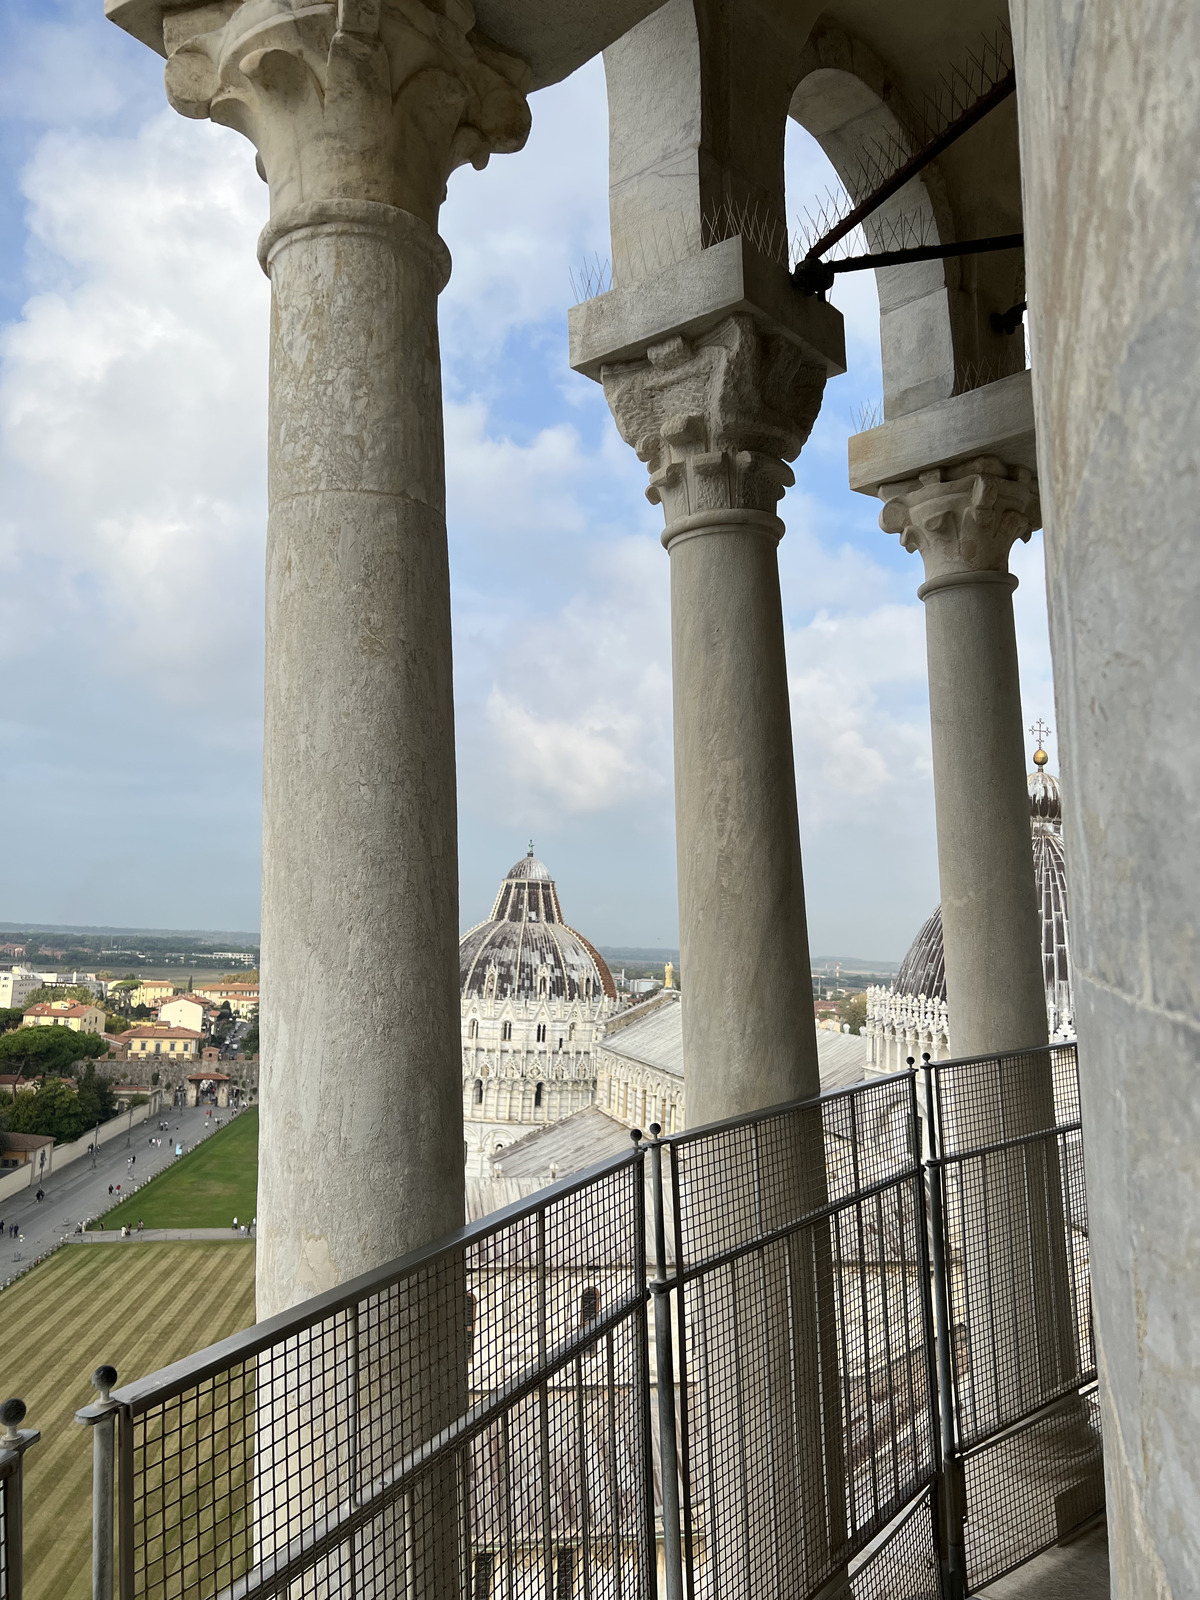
[242,1018,259,1057]
[76,1063,117,1128]
[23,984,99,1007]
[105,1013,127,1035]
[7,1079,86,1144]
[841,993,868,1035]
[0,1026,106,1074]
[0,1008,24,1034]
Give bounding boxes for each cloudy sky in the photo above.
[0,0,1057,958]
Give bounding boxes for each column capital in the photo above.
[600,314,827,538]
[150,0,530,233]
[878,455,1040,592]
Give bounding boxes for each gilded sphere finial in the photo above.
[1033,747,1049,768]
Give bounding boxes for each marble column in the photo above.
[603,316,827,1127]
[878,456,1046,1061]
[113,0,531,1317]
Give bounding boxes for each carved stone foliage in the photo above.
[601,316,827,525]
[878,456,1041,585]
[160,0,531,225]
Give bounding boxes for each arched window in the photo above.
[534,1082,543,1108]
[536,1023,546,1043]
[579,1285,600,1327]
[468,1018,478,1039]
[501,1020,512,1041]
[568,1023,575,1041]
[538,974,548,997]
[474,1079,483,1104]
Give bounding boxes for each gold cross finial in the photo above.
[1029,719,1051,768]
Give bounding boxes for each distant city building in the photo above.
[131,981,179,1010]
[22,1000,106,1034]
[159,995,213,1033]
[116,1026,202,1061]
[192,982,259,1019]
[0,943,26,957]
[0,970,39,1010]
[867,751,1073,1073]
[459,848,619,1177]
[210,951,257,965]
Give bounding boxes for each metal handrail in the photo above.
[109,1142,646,1415]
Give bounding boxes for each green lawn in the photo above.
[3,1242,256,1600]
[93,1108,259,1230]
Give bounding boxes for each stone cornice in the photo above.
[128,0,530,228]
[878,456,1040,587]
[601,314,827,526]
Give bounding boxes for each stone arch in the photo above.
[787,21,1026,417]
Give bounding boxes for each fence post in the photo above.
[0,1397,41,1600]
[922,1061,968,1600]
[75,1366,119,1600]
[648,1125,684,1600]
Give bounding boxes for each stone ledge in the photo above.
[568,235,846,381]
[848,369,1037,497]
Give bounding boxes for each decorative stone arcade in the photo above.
[108,0,531,1319]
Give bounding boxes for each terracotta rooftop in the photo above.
[24,1001,99,1018]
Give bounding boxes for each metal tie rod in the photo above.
[793,233,1023,296]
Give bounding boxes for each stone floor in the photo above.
[979,1523,1109,1599]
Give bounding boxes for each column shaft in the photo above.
[668,514,820,1124]
[257,204,462,1318]
[921,574,1048,1057]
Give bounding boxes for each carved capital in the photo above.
[159,0,530,228]
[600,316,827,529]
[878,456,1040,587]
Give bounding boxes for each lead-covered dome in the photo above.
[891,761,1073,1033]
[460,848,617,1002]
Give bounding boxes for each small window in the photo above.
[534,1082,543,1108]
[568,1023,576,1041]
[501,1021,512,1041]
[474,1079,483,1104]
[536,1023,546,1043]
[579,1285,600,1327]
[468,1018,478,1039]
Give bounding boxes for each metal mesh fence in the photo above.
[927,1044,1094,1449]
[925,1043,1103,1590]
[665,1076,938,1600]
[961,1387,1104,1589]
[848,1490,942,1600]
[97,1052,1100,1600]
[114,1153,654,1600]
[0,1459,10,1600]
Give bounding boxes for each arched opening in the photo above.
[534,1082,544,1108]
[501,1020,512,1041]
[474,1079,484,1104]
[468,1017,478,1039]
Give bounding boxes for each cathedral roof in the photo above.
[460,848,617,1003]
[892,760,1073,1031]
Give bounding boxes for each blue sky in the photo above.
[0,2,1057,958]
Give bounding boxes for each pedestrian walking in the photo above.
[232,1215,238,1232]
[138,1219,144,1233]
[35,1189,44,1204]
[108,1184,114,1196]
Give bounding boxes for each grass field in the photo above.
[4,1242,255,1600]
[94,1109,259,1231]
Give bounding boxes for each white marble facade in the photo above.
[460,849,618,1176]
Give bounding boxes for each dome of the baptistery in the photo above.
[460,848,617,1002]
[891,760,1073,1033]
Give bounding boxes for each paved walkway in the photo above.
[70,1228,255,1243]
[0,1106,237,1274]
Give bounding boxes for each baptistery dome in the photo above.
[868,750,1074,1072]
[460,848,619,1179]
[460,848,617,1003]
